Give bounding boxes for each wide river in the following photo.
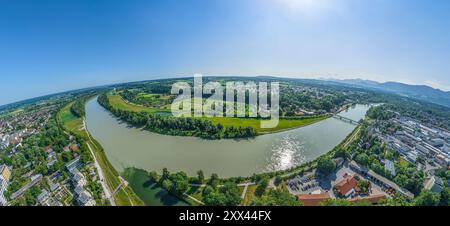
[85,98,370,178]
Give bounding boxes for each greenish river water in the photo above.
[122,168,189,206]
[86,98,369,178]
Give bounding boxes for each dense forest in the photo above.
[98,94,257,139]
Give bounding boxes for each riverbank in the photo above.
[58,101,144,206]
[121,123,363,206]
[86,97,369,177]
[82,96,370,205]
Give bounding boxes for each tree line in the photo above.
[70,99,86,118]
[98,94,257,139]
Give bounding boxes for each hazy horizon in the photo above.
[1,74,448,107]
[1,0,450,105]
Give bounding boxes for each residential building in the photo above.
[350,161,415,199]
[78,191,96,206]
[349,194,387,204]
[0,165,11,182]
[424,176,444,193]
[297,192,331,206]
[69,166,96,206]
[37,190,50,204]
[66,156,81,174]
[0,165,11,206]
[10,174,43,200]
[435,154,450,168]
[429,138,445,148]
[334,175,358,197]
[384,160,396,176]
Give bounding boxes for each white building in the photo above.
[0,165,11,206]
[435,154,450,168]
[442,144,450,155]
[70,168,96,206]
[385,160,396,176]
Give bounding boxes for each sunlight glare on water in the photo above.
[267,135,305,172]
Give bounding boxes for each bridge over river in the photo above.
[86,97,370,178]
[332,115,360,125]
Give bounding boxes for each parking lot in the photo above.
[287,163,389,199]
[287,172,322,195]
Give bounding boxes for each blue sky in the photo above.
[1,0,450,105]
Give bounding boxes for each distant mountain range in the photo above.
[327,79,450,108]
[2,76,449,111]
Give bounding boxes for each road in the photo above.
[86,141,116,206]
[184,193,205,205]
[189,182,256,188]
[83,119,116,206]
[268,178,277,189]
[241,184,250,199]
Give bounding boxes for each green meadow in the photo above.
[107,94,329,134]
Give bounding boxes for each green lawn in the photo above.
[109,95,169,113]
[137,93,172,100]
[107,94,329,134]
[208,116,329,133]
[58,103,85,137]
[398,158,410,168]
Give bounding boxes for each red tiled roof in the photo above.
[70,144,79,152]
[349,194,387,204]
[335,175,358,196]
[297,193,331,206]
